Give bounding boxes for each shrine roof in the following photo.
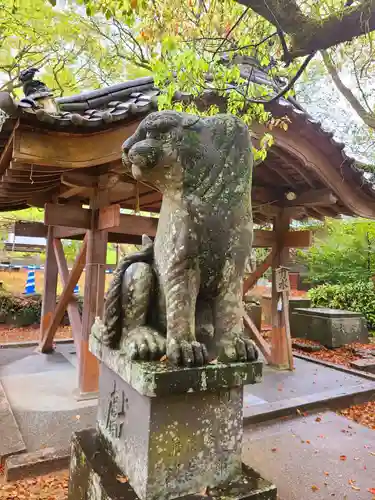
[0,66,375,221]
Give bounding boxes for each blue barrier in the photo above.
[24,269,36,294]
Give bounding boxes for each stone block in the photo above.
[291,308,368,347]
[0,382,26,460]
[97,363,244,500]
[289,298,311,316]
[90,335,263,397]
[68,429,277,500]
[5,447,70,481]
[350,358,375,374]
[90,335,263,500]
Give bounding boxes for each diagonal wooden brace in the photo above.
[39,235,88,353]
[53,238,84,359]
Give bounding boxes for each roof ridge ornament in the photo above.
[19,68,58,114]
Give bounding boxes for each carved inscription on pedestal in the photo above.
[105,380,127,439]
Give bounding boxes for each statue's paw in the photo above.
[218,336,259,363]
[167,339,208,367]
[121,327,166,361]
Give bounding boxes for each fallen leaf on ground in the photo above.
[340,455,347,461]
[368,487,375,494]
[324,472,329,476]
[315,417,322,422]
[271,448,277,452]
[311,485,319,492]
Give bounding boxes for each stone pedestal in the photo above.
[291,307,368,347]
[68,335,276,500]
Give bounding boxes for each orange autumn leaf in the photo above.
[116,475,128,484]
[368,488,375,494]
[340,455,347,461]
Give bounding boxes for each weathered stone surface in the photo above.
[288,297,311,316]
[98,111,258,367]
[350,358,375,374]
[69,428,277,500]
[0,381,26,459]
[90,334,262,397]
[5,447,69,481]
[291,307,368,347]
[97,363,247,500]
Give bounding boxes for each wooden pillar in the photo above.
[270,212,292,369]
[40,226,58,347]
[78,193,109,397]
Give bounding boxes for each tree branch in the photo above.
[321,49,375,130]
[237,0,375,60]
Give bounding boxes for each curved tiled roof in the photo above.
[0,65,374,219]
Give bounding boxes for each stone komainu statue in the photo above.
[99,110,258,366]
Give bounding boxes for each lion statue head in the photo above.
[122,110,253,206]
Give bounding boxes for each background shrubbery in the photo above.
[0,291,83,327]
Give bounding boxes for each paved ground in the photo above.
[244,357,375,420]
[0,343,97,453]
[243,411,375,500]
[1,342,374,481]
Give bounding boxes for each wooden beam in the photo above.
[243,313,272,363]
[44,203,91,229]
[53,238,83,358]
[45,203,159,236]
[40,226,58,343]
[13,122,139,169]
[39,235,87,353]
[253,229,312,248]
[59,186,91,200]
[15,221,47,238]
[62,172,98,188]
[285,188,337,207]
[98,204,120,230]
[0,130,15,176]
[53,226,86,239]
[110,213,158,237]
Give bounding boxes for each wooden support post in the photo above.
[53,238,83,359]
[78,196,109,397]
[40,226,58,343]
[39,236,87,353]
[270,213,293,369]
